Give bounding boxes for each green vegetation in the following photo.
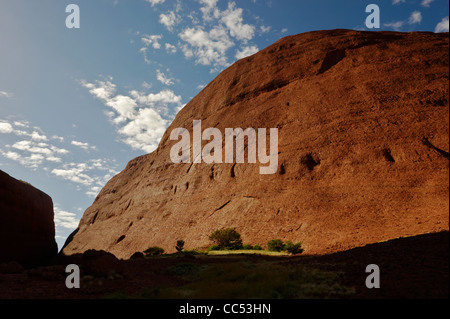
[140,230,303,257]
[283,241,304,255]
[207,244,220,252]
[208,228,243,250]
[267,239,285,252]
[144,246,165,257]
[268,239,304,255]
[175,240,185,253]
[207,249,288,256]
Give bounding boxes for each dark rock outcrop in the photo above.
[0,170,57,266]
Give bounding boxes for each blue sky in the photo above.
[0,0,448,250]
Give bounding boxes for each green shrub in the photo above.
[283,241,304,255]
[208,228,243,250]
[253,245,263,251]
[182,249,205,256]
[207,244,220,252]
[176,240,185,253]
[144,246,165,257]
[242,244,254,250]
[268,239,285,252]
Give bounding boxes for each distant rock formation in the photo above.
[0,170,57,266]
[63,30,449,259]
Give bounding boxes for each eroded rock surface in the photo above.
[63,30,449,259]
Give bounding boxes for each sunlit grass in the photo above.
[206,249,289,256]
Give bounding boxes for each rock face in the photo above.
[63,30,449,259]
[0,170,58,265]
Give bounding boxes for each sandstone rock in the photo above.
[63,30,449,259]
[0,170,58,266]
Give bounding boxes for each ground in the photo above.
[0,231,447,299]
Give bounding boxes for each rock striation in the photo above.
[0,170,58,265]
[63,30,449,259]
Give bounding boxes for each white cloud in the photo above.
[86,186,102,198]
[384,21,404,31]
[52,135,65,142]
[159,11,179,31]
[0,122,13,134]
[146,0,165,6]
[46,156,62,163]
[435,16,449,33]
[139,35,163,64]
[165,43,177,54]
[1,151,21,162]
[141,34,163,49]
[392,0,405,4]
[140,48,151,65]
[235,45,259,60]
[51,158,118,197]
[82,78,182,153]
[136,0,266,73]
[0,119,117,200]
[0,91,14,99]
[12,140,53,156]
[1,149,46,169]
[199,0,219,22]
[156,69,175,86]
[130,88,182,107]
[176,0,260,72]
[0,120,71,169]
[142,81,152,89]
[221,2,255,42]
[13,121,29,128]
[260,25,271,33]
[30,131,48,141]
[105,95,138,124]
[118,108,169,153]
[421,0,434,7]
[54,207,79,230]
[81,78,116,100]
[179,25,234,69]
[71,140,96,151]
[0,121,25,138]
[52,162,98,187]
[409,11,422,24]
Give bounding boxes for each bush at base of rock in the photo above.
[144,247,165,257]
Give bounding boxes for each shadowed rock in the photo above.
[0,170,58,266]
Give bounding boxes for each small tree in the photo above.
[268,239,285,252]
[176,240,185,253]
[283,241,304,255]
[209,228,243,250]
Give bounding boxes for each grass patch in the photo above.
[206,250,289,256]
